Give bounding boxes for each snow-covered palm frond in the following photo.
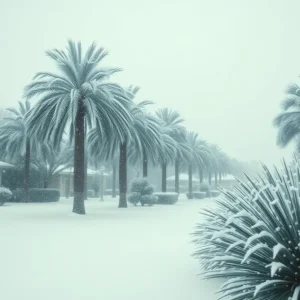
[0,101,31,160]
[24,40,133,148]
[155,108,186,141]
[193,161,300,300]
[274,111,300,147]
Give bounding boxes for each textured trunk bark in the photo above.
[66,171,71,199]
[142,149,148,178]
[215,172,218,187]
[199,168,204,183]
[24,139,30,203]
[83,120,88,200]
[73,99,86,215]
[175,158,179,194]
[112,163,117,198]
[119,141,127,208]
[188,164,193,199]
[208,171,212,185]
[161,162,167,192]
[43,179,48,189]
[219,172,222,186]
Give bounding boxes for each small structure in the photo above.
[49,167,110,198]
[167,173,198,192]
[0,161,14,186]
[167,173,198,182]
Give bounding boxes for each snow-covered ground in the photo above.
[0,195,220,300]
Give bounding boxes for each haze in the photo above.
[0,0,297,165]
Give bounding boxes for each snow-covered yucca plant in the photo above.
[193,162,300,300]
[0,187,12,206]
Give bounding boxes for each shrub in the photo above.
[154,192,178,204]
[128,178,155,206]
[0,187,12,206]
[128,192,140,206]
[210,190,220,197]
[140,194,157,206]
[11,188,23,202]
[192,162,300,300]
[192,191,206,199]
[199,181,211,197]
[28,188,60,203]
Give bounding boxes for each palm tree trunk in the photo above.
[43,179,49,188]
[175,158,179,194]
[208,171,212,185]
[219,172,222,186]
[142,149,148,178]
[66,170,71,199]
[73,99,86,215]
[188,164,193,199]
[84,120,88,200]
[161,162,167,192]
[119,140,127,208]
[215,172,218,187]
[24,138,30,203]
[112,163,117,198]
[199,169,204,183]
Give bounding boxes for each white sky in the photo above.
[0,0,298,165]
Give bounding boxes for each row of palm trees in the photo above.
[0,41,239,215]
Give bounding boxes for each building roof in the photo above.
[0,161,14,169]
[167,173,198,182]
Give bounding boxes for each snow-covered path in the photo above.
[0,196,220,300]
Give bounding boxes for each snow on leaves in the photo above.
[192,162,300,299]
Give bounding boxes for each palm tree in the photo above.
[25,41,133,214]
[185,132,211,199]
[128,111,162,179]
[156,108,185,193]
[89,87,164,206]
[0,101,32,202]
[32,142,73,188]
[274,83,300,147]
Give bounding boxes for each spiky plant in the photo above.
[193,161,300,300]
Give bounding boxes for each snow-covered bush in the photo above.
[154,192,178,204]
[199,181,211,192]
[192,191,206,199]
[0,187,12,206]
[199,181,211,197]
[128,178,156,206]
[28,188,60,202]
[210,190,220,197]
[193,162,300,299]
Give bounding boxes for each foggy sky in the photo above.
[0,0,298,165]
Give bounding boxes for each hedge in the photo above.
[154,192,179,205]
[28,188,60,203]
[0,187,12,206]
[192,191,206,199]
[211,190,221,197]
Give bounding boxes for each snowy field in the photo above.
[0,195,221,300]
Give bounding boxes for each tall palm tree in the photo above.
[0,101,32,202]
[25,41,133,214]
[185,132,211,199]
[128,111,162,178]
[89,87,166,206]
[274,83,300,148]
[156,108,185,193]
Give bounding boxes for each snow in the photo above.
[166,173,198,182]
[0,195,220,300]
